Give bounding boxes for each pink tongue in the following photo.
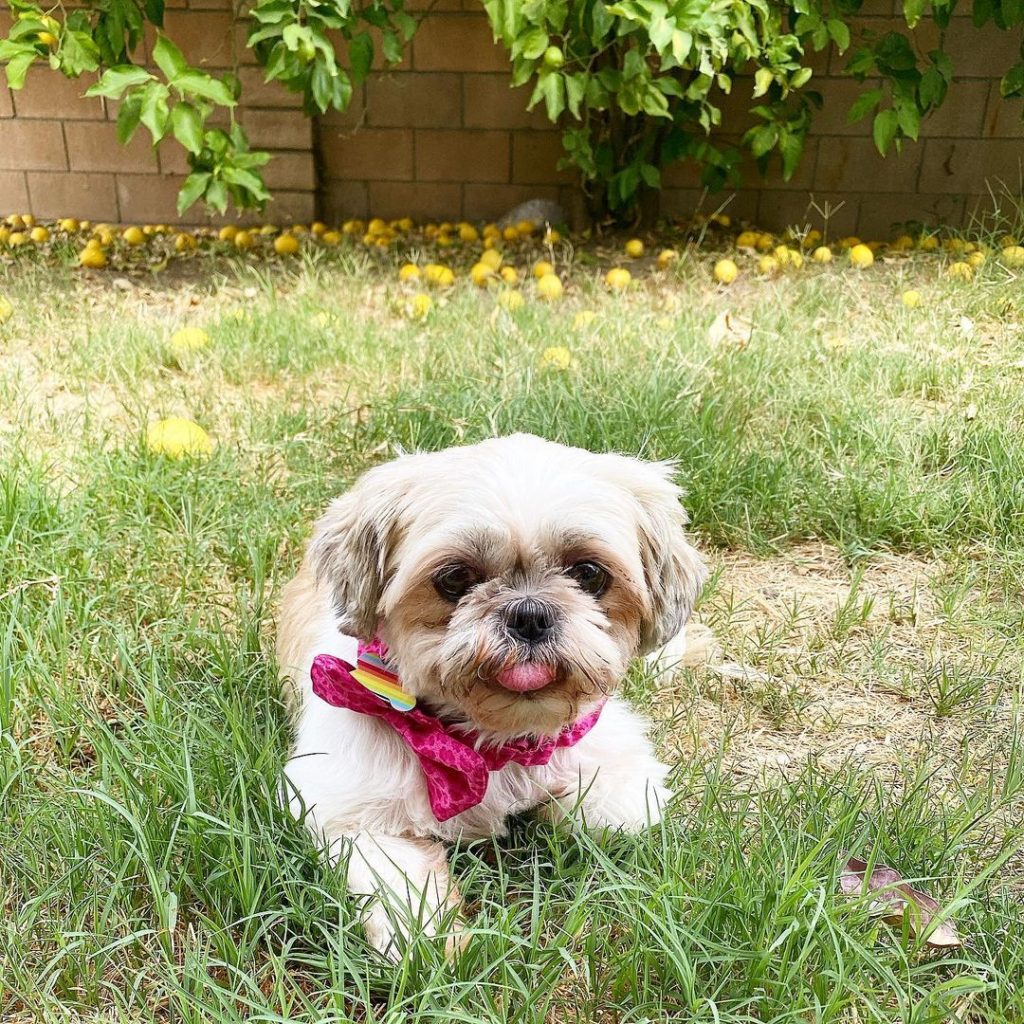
[496,663,556,692]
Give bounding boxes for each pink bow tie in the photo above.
[310,645,603,822]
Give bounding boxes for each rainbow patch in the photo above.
[351,649,416,712]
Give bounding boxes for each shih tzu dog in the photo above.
[276,433,707,956]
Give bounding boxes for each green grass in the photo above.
[2,243,1023,1021]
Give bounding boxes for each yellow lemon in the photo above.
[8,232,28,247]
[967,250,985,268]
[310,221,327,237]
[497,290,524,312]
[399,263,421,283]
[657,248,679,269]
[147,417,214,459]
[459,224,479,243]
[1002,245,1024,267]
[502,226,519,242]
[169,327,209,355]
[757,254,779,276]
[536,273,563,300]
[218,225,238,242]
[947,261,973,281]
[902,289,922,308]
[838,236,861,249]
[396,217,414,233]
[515,219,536,236]
[479,248,503,271]
[605,267,632,290]
[410,293,433,319]
[999,235,1017,248]
[802,229,823,250]
[849,244,874,269]
[736,231,759,249]
[122,226,145,246]
[79,245,107,268]
[342,219,364,235]
[274,233,300,255]
[532,259,555,279]
[891,234,914,251]
[712,212,731,228]
[174,232,197,252]
[321,230,342,246]
[543,228,561,245]
[918,235,939,252]
[812,246,832,263]
[500,266,519,284]
[713,258,739,285]
[234,230,255,250]
[0,297,12,323]
[755,233,774,252]
[470,262,496,287]
[624,238,644,258]
[30,225,50,243]
[540,345,572,370]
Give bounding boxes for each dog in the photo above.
[276,433,707,956]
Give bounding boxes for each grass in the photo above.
[2,235,1024,1022]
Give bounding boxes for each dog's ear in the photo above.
[612,457,709,654]
[306,459,412,638]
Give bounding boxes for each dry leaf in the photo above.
[708,311,753,349]
[839,855,961,948]
[709,661,769,684]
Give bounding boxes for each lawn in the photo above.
[1,224,1023,1023]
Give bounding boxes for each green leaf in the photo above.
[529,70,564,120]
[85,64,153,99]
[205,178,228,213]
[779,131,804,179]
[519,26,548,60]
[222,165,270,198]
[171,101,204,153]
[919,67,947,106]
[3,50,36,90]
[1001,63,1024,96]
[872,108,899,153]
[895,100,920,139]
[176,170,211,214]
[827,18,850,49]
[902,0,926,28]
[349,31,373,83]
[173,71,236,106]
[153,33,188,82]
[139,82,171,141]
[791,66,813,89]
[847,87,883,123]
[753,66,774,97]
[115,92,142,143]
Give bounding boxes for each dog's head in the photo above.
[309,434,707,740]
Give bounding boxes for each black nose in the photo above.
[505,598,556,645]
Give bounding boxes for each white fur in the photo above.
[277,435,706,958]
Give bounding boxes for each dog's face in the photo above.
[309,434,707,740]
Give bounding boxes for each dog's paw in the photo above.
[362,901,467,962]
[543,771,672,833]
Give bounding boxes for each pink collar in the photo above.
[310,640,604,822]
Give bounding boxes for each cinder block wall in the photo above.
[1,0,1022,234]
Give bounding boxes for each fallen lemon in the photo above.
[533,259,554,279]
[1003,245,1024,267]
[536,273,563,300]
[30,225,50,243]
[79,245,107,268]
[605,267,631,290]
[274,233,300,255]
[849,244,874,269]
[812,246,832,263]
[459,224,479,243]
[657,248,679,269]
[470,262,496,287]
[410,293,433,319]
[540,346,572,370]
[500,266,519,284]
[901,289,921,308]
[497,290,524,312]
[169,327,209,355]
[736,231,759,249]
[757,255,779,276]
[147,417,214,459]
[218,225,238,242]
[967,250,985,268]
[174,232,197,252]
[624,238,644,259]
[123,226,145,246]
[234,230,255,250]
[399,263,421,282]
[479,248,503,270]
[0,297,12,323]
[713,258,739,285]
[947,261,973,281]
[321,230,341,246]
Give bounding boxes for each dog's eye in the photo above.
[567,561,610,597]
[433,564,479,602]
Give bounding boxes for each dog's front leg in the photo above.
[329,830,463,959]
[540,696,672,832]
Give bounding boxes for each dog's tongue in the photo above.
[495,663,556,692]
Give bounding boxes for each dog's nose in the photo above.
[504,598,556,644]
